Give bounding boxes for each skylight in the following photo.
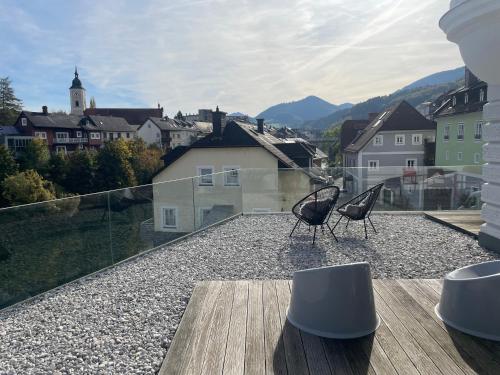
[372,120,382,128]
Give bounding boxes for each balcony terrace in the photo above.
[0,210,498,374]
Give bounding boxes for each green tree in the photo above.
[18,138,50,174]
[2,170,56,205]
[47,152,69,189]
[174,110,184,120]
[0,145,19,207]
[66,150,97,194]
[322,125,342,166]
[96,139,137,190]
[0,77,23,125]
[89,96,96,108]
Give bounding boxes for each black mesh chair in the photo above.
[332,183,384,239]
[290,185,340,244]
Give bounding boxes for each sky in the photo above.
[0,0,463,117]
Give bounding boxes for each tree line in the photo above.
[0,139,163,207]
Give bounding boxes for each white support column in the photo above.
[440,0,500,252]
[480,85,500,249]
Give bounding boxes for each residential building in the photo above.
[13,107,102,154]
[137,117,201,150]
[152,109,324,233]
[84,115,136,141]
[83,107,163,126]
[342,101,436,198]
[432,68,487,166]
[0,125,33,155]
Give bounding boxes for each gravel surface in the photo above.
[0,213,497,374]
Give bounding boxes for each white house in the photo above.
[137,117,204,150]
[152,110,324,233]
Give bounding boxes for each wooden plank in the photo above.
[384,280,478,375]
[202,282,235,374]
[321,339,354,375]
[262,281,287,375]
[375,280,465,375]
[223,281,249,375]
[245,281,265,375]
[181,281,224,374]
[159,282,209,375]
[275,280,309,375]
[373,321,420,375]
[287,280,331,375]
[412,280,500,361]
[399,280,500,375]
[372,282,442,374]
[357,335,398,375]
[342,339,377,375]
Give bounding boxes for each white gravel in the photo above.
[0,213,497,374]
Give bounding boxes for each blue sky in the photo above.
[0,0,463,117]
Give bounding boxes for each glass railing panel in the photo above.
[107,184,155,263]
[192,171,243,230]
[0,193,112,309]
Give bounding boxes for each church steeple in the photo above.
[69,66,86,115]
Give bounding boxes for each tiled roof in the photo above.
[344,101,436,153]
[87,115,135,132]
[84,108,163,125]
[147,117,199,132]
[340,119,370,151]
[22,111,83,129]
[433,81,487,118]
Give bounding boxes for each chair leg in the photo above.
[312,226,317,245]
[345,218,350,229]
[326,223,338,242]
[290,219,300,237]
[368,217,377,233]
[332,216,343,231]
[363,219,368,239]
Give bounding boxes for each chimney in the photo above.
[256,118,264,134]
[212,106,226,138]
[368,112,379,122]
[42,106,48,115]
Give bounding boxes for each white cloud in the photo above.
[1,0,462,116]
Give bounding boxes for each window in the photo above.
[412,134,422,145]
[444,125,450,141]
[56,145,67,154]
[90,132,101,140]
[457,152,463,161]
[76,131,82,138]
[373,135,383,146]
[395,134,405,145]
[474,153,481,164]
[475,121,483,140]
[126,132,130,139]
[75,100,79,107]
[480,89,485,102]
[161,207,177,229]
[117,133,122,138]
[445,150,450,161]
[406,159,417,168]
[368,160,379,170]
[197,166,214,186]
[56,132,69,140]
[452,96,457,106]
[34,131,47,139]
[223,166,240,186]
[464,93,468,104]
[148,124,151,128]
[79,144,84,150]
[21,118,27,126]
[457,123,464,140]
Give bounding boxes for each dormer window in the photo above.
[480,89,485,102]
[452,96,457,106]
[464,93,468,104]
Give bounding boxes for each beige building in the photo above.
[152,110,323,233]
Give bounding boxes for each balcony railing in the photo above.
[54,137,89,144]
[0,165,485,310]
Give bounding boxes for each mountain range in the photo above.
[254,66,464,130]
[255,96,352,127]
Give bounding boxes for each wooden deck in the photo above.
[425,211,484,238]
[159,279,500,375]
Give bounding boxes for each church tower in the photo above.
[69,67,86,115]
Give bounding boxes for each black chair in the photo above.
[290,185,340,244]
[332,183,384,239]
